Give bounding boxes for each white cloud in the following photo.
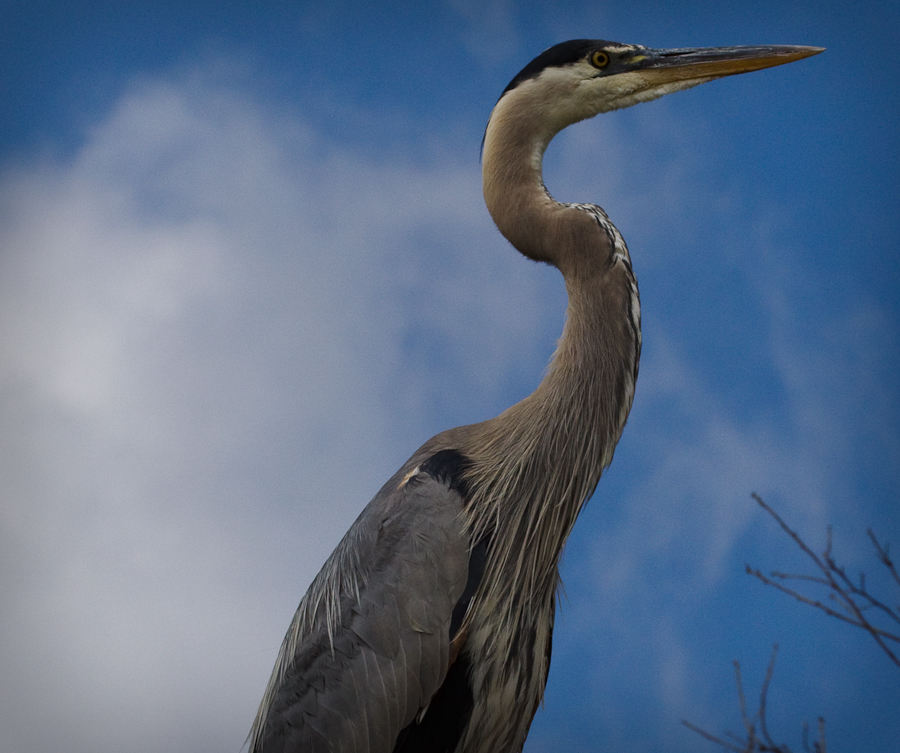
[0,63,545,753]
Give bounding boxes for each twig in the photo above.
[757,646,782,750]
[683,645,825,752]
[734,659,754,743]
[867,528,900,606]
[682,719,750,753]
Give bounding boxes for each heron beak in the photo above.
[632,44,824,83]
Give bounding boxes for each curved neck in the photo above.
[473,84,641,514]
[482,87,608,281]
[482,89,564,265]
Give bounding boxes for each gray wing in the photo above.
[250,459,471,753]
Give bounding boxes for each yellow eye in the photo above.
[590,51,610,69]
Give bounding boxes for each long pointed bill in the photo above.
[634,45,823,84]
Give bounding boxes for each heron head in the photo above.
[493,39,823,136]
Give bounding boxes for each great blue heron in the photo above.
[249,39,821,753]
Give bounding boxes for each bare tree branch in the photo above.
[685,495,900,751]
[745,567,899,643]
[747,493,900,667]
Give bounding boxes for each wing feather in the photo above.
[250,467,470,753]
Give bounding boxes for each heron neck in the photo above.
[447,98,640,626]
[475,96,639,513]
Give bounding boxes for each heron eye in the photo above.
[590,51,610,69]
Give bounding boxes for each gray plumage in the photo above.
[256,467,469,752]
[249,38,822,753]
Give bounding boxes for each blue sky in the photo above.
[1,2,898,752]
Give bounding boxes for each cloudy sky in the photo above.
[1,2,898,752]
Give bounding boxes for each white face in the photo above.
[542,56,714,120]
[492,53,714,144]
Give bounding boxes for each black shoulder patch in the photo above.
[500,38,621,96]
[419,449,473,498]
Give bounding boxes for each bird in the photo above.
[248,38,822,753]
